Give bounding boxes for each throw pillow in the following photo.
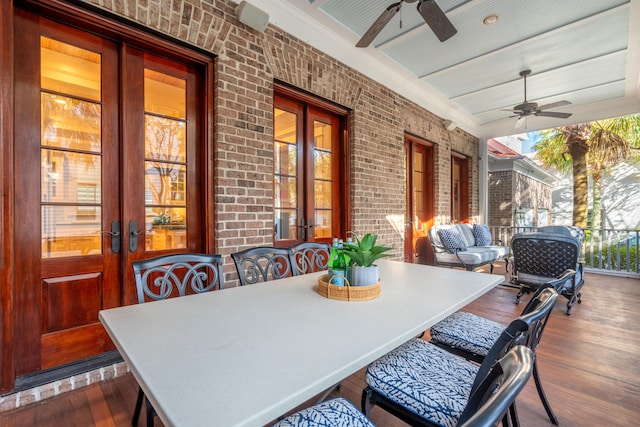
[438,228,468,253]
[473,224,492,246]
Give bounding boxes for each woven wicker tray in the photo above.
[316,274,381,301]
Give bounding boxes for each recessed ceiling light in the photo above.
[482,14,499,25]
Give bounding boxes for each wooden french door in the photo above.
[273,91,348,246]
[13,11,205,374]
[451,154,469,223]
[404,135,434,264]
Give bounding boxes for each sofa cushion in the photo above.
[472,224,492,246]
[476,245,509,259]
[438,228,468,253]
[456,224,476,247]
[434,247,497,266]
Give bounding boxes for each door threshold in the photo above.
[10,350,124,396]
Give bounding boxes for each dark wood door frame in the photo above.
[273,84,351,246]
[0,0,215,393]
[404,134,435,265]
[451,153,470,223]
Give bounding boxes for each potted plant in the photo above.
[341,233,392,286]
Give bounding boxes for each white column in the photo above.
[478,138,488,224]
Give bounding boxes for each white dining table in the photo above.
[99,259,503,427]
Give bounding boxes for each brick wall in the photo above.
[488,171,513,226]
[79,0,481,274]
[489,170,552,226]
[513,172,552,225]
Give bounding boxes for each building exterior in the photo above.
[487,139,554,227]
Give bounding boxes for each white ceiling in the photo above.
[239,0,640,138]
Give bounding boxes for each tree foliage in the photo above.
[533,114,640,228]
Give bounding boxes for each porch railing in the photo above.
[489,226,639,277]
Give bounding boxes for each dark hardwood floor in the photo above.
[1,265,638,426]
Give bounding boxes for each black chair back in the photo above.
[471,287,558,392]
[511,232,580,282]
[133,253,224,304]
[231,247,295,286]
[288,242,331,274]
[131,253,224,425]
[458,346,534,427]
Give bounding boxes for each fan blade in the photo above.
[536,111,573,119]
[356,2,402,48]
[536,100,571,111]
[514,116,526,129]
[417,0,457,42]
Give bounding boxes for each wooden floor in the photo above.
[1,266,638,426]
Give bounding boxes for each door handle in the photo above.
[129,220,143,252]
[298,218,306,240]
[96,221,121,253]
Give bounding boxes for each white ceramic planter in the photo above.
[351,265,379,286]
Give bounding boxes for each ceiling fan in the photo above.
[504,70,573,129]
[356,0,457,48]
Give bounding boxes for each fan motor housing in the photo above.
[514,101,539,112]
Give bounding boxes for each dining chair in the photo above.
[511,231,583,314]
[288,242,331,274]
[429,282,568,425]
[361,288,558,427]
[273,397,375,427]
[131,253,224,426]
[231,246,296,286]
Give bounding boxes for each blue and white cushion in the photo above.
[472,224,492,247]
[273,398,375,427]
[430,311,505,357]
[366,338,478,427]
[438,228,468,253]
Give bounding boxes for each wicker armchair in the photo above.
[511,231,584,314]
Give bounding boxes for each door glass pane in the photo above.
[275,176,297,209]
[40,37,102,258]
[452,160,461,222]
[144,69,187,251]
[314,210,332,239]
[274,108,298,241]
[41,37,100,101]
[275,141,297,176]
[274,108,297,143]
[313,120,333,239]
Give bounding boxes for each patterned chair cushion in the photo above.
[366,338,478,427]
[273,398,375,427]
[472,224,492,247]
[437,228,468,253]
[430,311,506,357]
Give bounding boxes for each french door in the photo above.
[404,135,435,264]
[273,91,348,246]
[13,11,205,374]
[451,154,469,223]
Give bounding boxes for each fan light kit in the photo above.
[356,0,457,48]
[503,70,573,129]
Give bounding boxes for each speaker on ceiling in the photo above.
[236,1,269,32]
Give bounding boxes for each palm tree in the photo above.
[534,115,640,228]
